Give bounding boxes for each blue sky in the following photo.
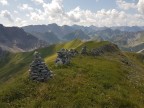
[0,0,143,27]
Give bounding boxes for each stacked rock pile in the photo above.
[29,51,52,82]
[55,44,119,66]
[69,49,79,57]
[81,46,88,55]
[55,48,79,65]
[28,43,122,82]
[55,49,71,65]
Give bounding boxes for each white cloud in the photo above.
[0,0,8,5]
[18,4,33,11]
[28,0,64,23]
[43,0,63,14]
[1,0,144,27]
[137,0,144,14]
[0,10,13,22]
[15,18,27,26]
[66,8,127,26]
[14,10,18,14]
[32,0,44,4]
[24,0,144,27]
[29,11,44,21]
[116,0,136,10]
[67,8,144,26]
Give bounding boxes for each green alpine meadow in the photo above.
[0,39,144,108]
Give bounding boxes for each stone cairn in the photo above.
[81,46,88,55]
[55,44,118,65]
[69,49,79,57]
[29,51,52,82]
[55,48,79,65]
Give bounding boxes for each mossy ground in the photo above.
[0,40,144,108]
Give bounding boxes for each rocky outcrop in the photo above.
[0,24,48,52]
[90,44,119,56]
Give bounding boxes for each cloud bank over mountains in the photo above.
[0,0,144,27]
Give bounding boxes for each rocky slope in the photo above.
[0,24,48,52]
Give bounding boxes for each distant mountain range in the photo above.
[63,30,90,41]
[90,29,144,53]
[22,24,144,44]
[0,24,48,52]
[22,24,93,43]
[23,24,75,39]
[29,31,60,44]
[0,23,144,53]
[22,24,144,39]
[111,26,144,32]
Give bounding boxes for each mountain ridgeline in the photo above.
[29,31,60,44]
[0,23,144,53]
[63,30,90,41]
[22,24,144,53]
[0,40,144,107]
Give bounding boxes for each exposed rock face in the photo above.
[55,48,79,65]
[0,24,48,52]
[90,44,119,56]
[29,51,52,82]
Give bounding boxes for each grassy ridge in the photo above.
[0,40,144,108]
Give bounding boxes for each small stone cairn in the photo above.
[69,49,79,57]
[55,48,79,65]
[55,49,70,65]
[29,51,52,82]
[81,46,88,55]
